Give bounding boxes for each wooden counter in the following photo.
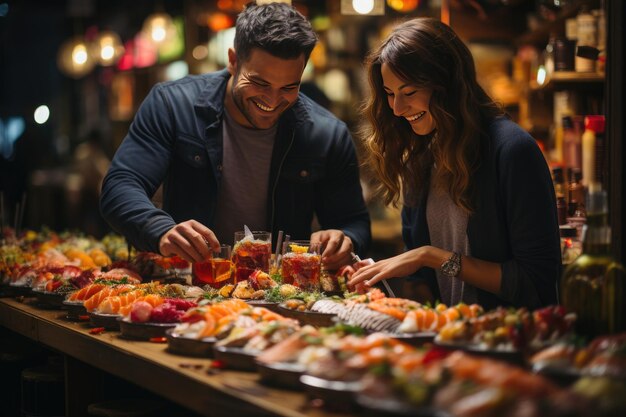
[0,297,348,417]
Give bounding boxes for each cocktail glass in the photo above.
[192,244,233,288]
[280,240,322,291]
[232,231,272,283]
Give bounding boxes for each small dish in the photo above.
[90,312,122,330]
[433,337,525,366]
[356,393,451,417]
[6,284,32,297]
[165,328,216,358]
[117,318,177,340]
[299,374,362,405]
[31,289,66,309]
[244,299,280,313]
[389,331,436,347]
[276,304,337,327]
[62,300,87,320]
[531,361,582,386]
[256,360,305,389]
[212,346,258,372]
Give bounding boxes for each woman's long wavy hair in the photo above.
[362,18,503,211]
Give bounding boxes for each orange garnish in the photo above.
[289,244,309,254]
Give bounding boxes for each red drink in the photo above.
[281,252,321,291]
[232,240,271,283]
[192,258,233,288]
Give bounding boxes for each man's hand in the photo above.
[310,229,353,271]
[159,220,220,263]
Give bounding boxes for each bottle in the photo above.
[567,169,586,240]
[561,185,625,337]
[552,167,567,225]
[568,168,585,216]
[581,117,596,188]
[562,116,581,172]
[581,115,606,189]
[591,116,606,188]
[575,6,597,72]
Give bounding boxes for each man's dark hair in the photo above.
[234,1,318,63]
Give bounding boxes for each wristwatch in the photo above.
[441,252,462,278]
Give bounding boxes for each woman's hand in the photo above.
[347,247,426,290]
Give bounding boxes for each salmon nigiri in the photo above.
[95,289,144,314]
[84,285,134,312]
[67,283,106,302]
[118,294,164,317]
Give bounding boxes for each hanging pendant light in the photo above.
[93,30,124,66]
[57,36,96,78]
[387,0,419,13]
[142,12,175,46]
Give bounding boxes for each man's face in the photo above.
[225,48,306,130]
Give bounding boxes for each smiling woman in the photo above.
[381,65,435,136]
[351,17,561,311]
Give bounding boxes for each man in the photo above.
[100,2,370,270]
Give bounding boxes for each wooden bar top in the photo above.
[0,297,349,417]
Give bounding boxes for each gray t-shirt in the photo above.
[426,175,478,306]
[212,109,276,245]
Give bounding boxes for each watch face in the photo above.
[442,253,461,277]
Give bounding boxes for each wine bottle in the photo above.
[561,184,625,337]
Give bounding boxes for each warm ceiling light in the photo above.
[57,36,95,78]
[341,0,384,15]
[206,12,234,32]
[353,0,375,14]
[142,12,175,45]
[387,0,419,12]
[93,30,124,66]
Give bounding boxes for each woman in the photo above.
[348,18,561,310]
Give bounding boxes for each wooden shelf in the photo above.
[530,71,605,90]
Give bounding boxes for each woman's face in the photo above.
[381,63,436,136]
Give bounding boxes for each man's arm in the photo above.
[100,84,179,253]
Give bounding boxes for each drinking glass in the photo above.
[192,244,233,288]
[280,240,322,291]
[232,231,272,282]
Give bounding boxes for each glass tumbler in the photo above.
[232,231,272,283]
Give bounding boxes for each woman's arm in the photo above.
[347,245,502,295]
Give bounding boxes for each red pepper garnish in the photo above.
[210,359,226,369]
[149,337,167,343]
[89,327,106,335]
[422,346,450,365]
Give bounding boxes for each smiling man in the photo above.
[100,1,371,270]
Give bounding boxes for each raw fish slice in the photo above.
[68,283,106,301]
[96,290,144,314]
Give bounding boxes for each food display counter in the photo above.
[0,297,346,417]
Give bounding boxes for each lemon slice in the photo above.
[289,244,309,254]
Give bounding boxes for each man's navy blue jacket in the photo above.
[100,69,371,254]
